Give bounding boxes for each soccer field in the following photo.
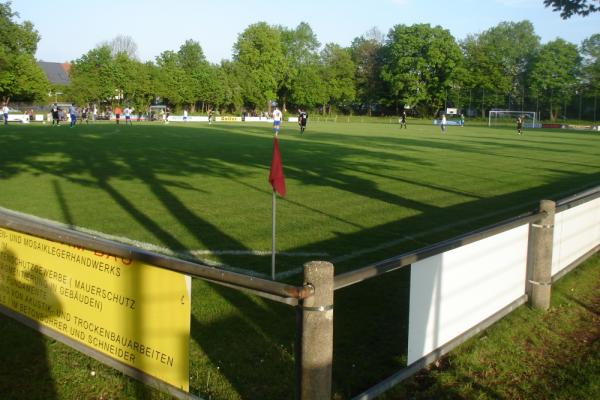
[1,120,600,399]
[1,121,599,278]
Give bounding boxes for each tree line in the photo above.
[2,2,599,121]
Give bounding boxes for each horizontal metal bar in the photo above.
[556,187,600,213]
[351,295,528,400]
[202,278,299,306]
[0,207,309,301]
[335,212,541,290]
[556,184,600,207]
[0,304,202,400]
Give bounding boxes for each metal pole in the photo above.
[272,190,276,280]
[579,90,582,121]
[482,88,485,119]
[528,200,555,310]
[300,261,334,400]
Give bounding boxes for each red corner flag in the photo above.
[269,136,286,197]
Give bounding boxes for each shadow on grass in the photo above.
[0,250,61,400]
[0,123,599,398]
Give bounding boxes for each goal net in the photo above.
[488,110,538,129]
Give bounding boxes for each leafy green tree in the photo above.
[219,60,243,113]
[320,43,355,114]
[288,62,326,109]
[278,22,321,110]
[233,22,285,110]
[177,39,210,111]
[380,24,462,115]
[114,53,157,110]
[528,39,581,121]
[581,34,600,95]
[155,50,187,107]
[199,64,226,111]
[67,46,117,105]
[461,21,540,116]
[0,2,48,103]
[350,28,385,115]
[544,0,600,18]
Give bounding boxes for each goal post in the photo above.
[488,110,538,128]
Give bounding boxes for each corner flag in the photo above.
[269,136,286,197]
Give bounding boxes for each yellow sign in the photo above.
[0,227,190,391]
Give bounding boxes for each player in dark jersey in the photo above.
[298,109,308,134]
[51,103,60,126]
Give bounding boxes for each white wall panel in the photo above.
[407,224,529,364]
[552,197,600,276]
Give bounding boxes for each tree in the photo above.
[154,50,187,107]
[581,34,600,95]
[380,24,462,116]
[233,22,285,110]
[68,46,119,105]
[461,21,540,116]
[320,43,356,114]
[177,39,210,111]
[219,60,243,113]
[544,0,600,18]
[278,22,321,110]
[288,62,326,109]
[528,39,581,121]
[99,34,139,59]
[0,2,49,103]
[350,28,385,115]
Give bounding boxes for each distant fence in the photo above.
[0,185,599,399]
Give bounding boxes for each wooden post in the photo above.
[298,261,334,400]
[529,200,555,310]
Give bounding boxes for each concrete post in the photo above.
[529,200,556,310]
[299,261,334,400]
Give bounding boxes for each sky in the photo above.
[9,0,600,64]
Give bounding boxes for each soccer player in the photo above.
[272,107,282,135]
[68,104,77,127]
[399,111,407,129]
[114,105,122,125]
[124,106,132,126]
[208,109,213,125]
[516,116,523,135]
[51,103,60,126]
[298,108,308,134]
[183,108,188,122]
[2,103,9,125]
[440,114,447,133]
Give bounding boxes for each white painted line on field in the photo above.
[0,207,316,280]
[1,183,588,281]
[188,249,328,257]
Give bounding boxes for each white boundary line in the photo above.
[0,208,320,280]
[0,185,584,281]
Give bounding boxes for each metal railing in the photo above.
[1,183,598,400]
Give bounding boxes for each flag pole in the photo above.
[269,117,284,281]
[272,188,276,280]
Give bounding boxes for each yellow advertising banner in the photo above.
[0,227,190,392]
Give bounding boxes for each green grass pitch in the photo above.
[1,120,598,277]
[0,119,599,399]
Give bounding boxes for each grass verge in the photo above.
[382,253,600,400]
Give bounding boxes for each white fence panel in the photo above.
[407,224,529,364]
[552,197,600,277]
